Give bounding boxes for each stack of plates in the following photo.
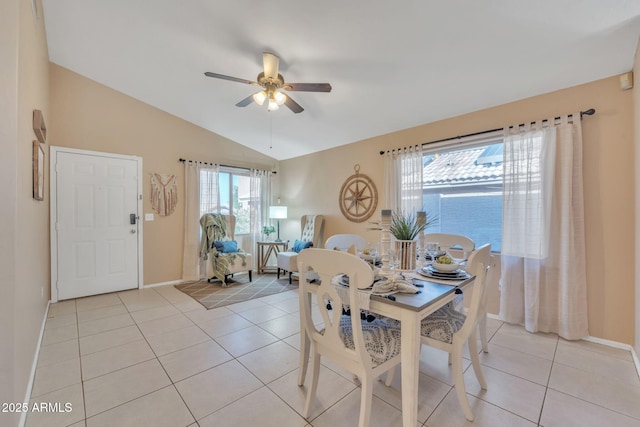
[417,265,470,280]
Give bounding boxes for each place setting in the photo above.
[416,242,471,281]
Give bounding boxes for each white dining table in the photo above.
[367,272,474,427]
[297,269,475,427]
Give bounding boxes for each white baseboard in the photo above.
[144,279,184,288]
[19,301,50,427]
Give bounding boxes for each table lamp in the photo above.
[269,206,288,242]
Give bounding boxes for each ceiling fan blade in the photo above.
[284,95,304,114]
[283,82,332,92]
[263,52,280,80]
[235,94,255,107]
[204,72,257,86]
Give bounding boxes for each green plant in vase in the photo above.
[262,225,276,240]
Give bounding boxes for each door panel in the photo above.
[56,151,139,300]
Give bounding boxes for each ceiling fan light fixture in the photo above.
[267,97,280,111]
[253,91,267,106]
[274,91,286,106]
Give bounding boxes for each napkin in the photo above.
[372,276,420,295]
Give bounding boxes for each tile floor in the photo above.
[26,281,640,427]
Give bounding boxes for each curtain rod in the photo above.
[178,158,276,174]
[379,108,596,155]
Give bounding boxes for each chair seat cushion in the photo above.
[339,316,401,367]
[277,251,299,272]
[420,302,466,344]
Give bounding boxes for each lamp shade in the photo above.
[269,206,287,219]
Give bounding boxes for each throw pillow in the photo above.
[292,239,313,253]
[214,240,238,253]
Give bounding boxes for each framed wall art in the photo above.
[33,141,44,201]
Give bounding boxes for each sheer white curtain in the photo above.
[182,162,219,281]
[383,145,423,213]
[249,168,271,269]
[499,114,588,340]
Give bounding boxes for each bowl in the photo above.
[431,261,460,272]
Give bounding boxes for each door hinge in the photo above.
[139,194,142,200]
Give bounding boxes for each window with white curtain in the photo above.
[199,167,253,235]
[422,135,504,252]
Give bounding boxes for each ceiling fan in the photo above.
[204,52,331,114]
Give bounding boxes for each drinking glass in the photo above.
[425,242,439,263]
[368,243,379,267]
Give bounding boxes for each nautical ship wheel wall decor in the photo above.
[339,164,378,223]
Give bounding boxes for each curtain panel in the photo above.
[499,114,588,340]
[383,145,423,214]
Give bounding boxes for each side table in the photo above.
[257,241,289,274]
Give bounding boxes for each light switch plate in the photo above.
[145,213,154,221]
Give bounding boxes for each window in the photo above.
[199,167,252,235]
[422,138,503,252]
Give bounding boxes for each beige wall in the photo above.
[280,76,636,345]
[634,41,640,356]
[0,0,50,423]
[49,64,279,285]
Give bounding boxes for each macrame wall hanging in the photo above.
[150,173,178,216]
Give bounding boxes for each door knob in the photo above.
[130,229,136,234]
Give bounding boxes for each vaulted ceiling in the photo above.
[42,1,640,160]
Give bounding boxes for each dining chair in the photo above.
[424,233,475,261]
[325,234,366,252]
[297,249,401,427]
[466,243,492,353]
[420,261,491,421]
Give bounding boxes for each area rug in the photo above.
[174,273,297,310]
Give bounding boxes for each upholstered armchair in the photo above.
[276,214,325,284]
[200,214,252,287]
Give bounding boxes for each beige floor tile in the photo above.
[237,304,289,323]
[79,325,143,356]
[311,387,403,427]
[146,325,211,356]
[198,386,307,427]
[44,312,77,330]
[76,304,128,323]
[85,386,194,427]
[425,390,536,426]
[75,293,123,312]
[173,299,207,313]
[465,364,546,423]
[158,340,233,382]
[80,339,155,380]
[418,345,471,386]
[78,313,134,337]
[268,368,357,421]
[129,304,180,323]
[41,323,78,346]
[489,323,558,360]
[117,288,170,312]
[175,360,263,420]
[26,383,85,427]
[197,312,254,338]
[37,339,79,368]
[215,324,279,357]
[559,337,634,361]
[555,340,638,386]
[238,341,300,383]
[478,342,552,385]
[183,305,235,325]
[48,300,77,317]
[257,313,301,339]
[374,370,450,423]
[31,357,81,397]
[136,313,194,338]
[83,359,171,417]
[549,362,640,420]
[540,389,640,427]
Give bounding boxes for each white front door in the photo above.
[52,148,142,301]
